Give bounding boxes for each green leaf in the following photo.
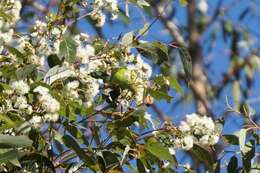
[138,23,149,37]
[224,21,233,34]
[102,151,121,169]
[116,115,138,127]
[168,76,182,93]
[0,114,16,131]
[16,64,38,80]
[223,135,239,145]
[0,149,20,167]
[62,135,94,165]
[238,128,247,151]
[47,54,62,67]
[111,68,134,88]
[232,80,241,110]
[0,65,17,78]
[145,142,174,162]
[147,88,172,102]
[118,8,130,24]
[191,144,214,171]
[136,42,169,65]
[121,32,133,46]
[242,140,255,172]
[136,159,146,173]
[6,46,24,61]
[227,156,238,173]
[177,46,192,81]
[44,65,75,84]
[137,0,150,7]
[0,135,33,148]
[65,162,85,173]
[59,37,77,63]
[129,0,150,7]
[0,82,11,91]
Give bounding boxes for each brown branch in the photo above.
[187,0,210,115]
[153,4,186,46]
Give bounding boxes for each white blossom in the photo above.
[197,0,208,14]
[44,113,59,122]
[39,94,60,113]
[182,135,194,150]
[179,121,190,132]
[29,116,42,128]
[27,105,33,115]
[34,86,60,113]
[11,80,30,95]
[77,44,95,64]
[179,113,220,147]
[66,81,80,89]
[91,0,119,26]
[33,86,49,95]
[14,96,28,110]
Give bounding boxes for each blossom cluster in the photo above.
[0,1,153,132]
[90,0,119,26]
[0,0,21,52]
[179,113,220,147]
[158,113,220,151]
[0,80,61,128]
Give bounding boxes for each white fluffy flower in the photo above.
[142,62,152,79]
[34,86,60,113]
[27,105,33,115]
[77,44,95,63]
[14,96,28,109]
[66,81,80,89]
[91,0,119,26]
[182,135,194,150]
[29,116,42,128]
[74,33,89,44]
[133,55,153,79]
[11,80,30,95]
[39,94,60,113]
[179,121,190,132]
[179,113,219,146]
[44,113,59,122]
[33,86,49,95]
[197,0,208,14]
[0,29,13,44]
[69,90,79,99]
[84,77,101,103]
[209,135,220,145]
[200,135,209,145]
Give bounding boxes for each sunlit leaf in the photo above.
[59,37,77,63]
[62,135,94,165]
[145,141,174,162]
[223,135,239,145]
[177,46,192,81]
[191,144,214,171]
[0,135,33,148]
[121,32,133,46]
